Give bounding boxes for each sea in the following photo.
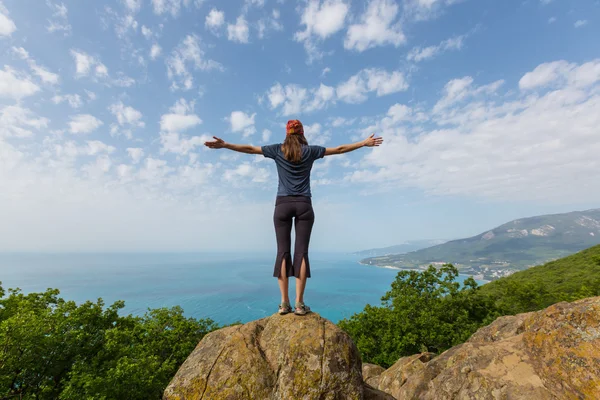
[0,252,484,325]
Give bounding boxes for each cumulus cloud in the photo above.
[574,20,588,28]
[109,102,144,127]
[266,67,407,115]
[12,46,60,84]
[224,162,270,184]
[518,60,600,91]
[159,99,207,155]
[68,114,103,135]
[46,1,71,34]
[151,0,202,17]
[166,34,222,90]
[349,59,600,203]
[295,0,349,62]
[227,15,249,43]
[0,105,49,138]
[52,94,82,108]
[407,34,466,62]
[0,2,16,36]
[70,50,108,79]
[229,111,256,137]
[403,0,461,21]
[0,66,40,100]
[205,8,225,32]
[150,43,162,60]
[127,147,144,164]
[344,0,405,52]
[336,68,408,103]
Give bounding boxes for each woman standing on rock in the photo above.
[204,120,383,316]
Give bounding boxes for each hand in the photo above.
[204,136,226,149]
[363,134,383,147]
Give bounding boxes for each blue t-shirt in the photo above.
[261,144,326,197]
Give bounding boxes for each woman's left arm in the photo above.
[204,136,262,155]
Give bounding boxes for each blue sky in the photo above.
[0,0,599,252]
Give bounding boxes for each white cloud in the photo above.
[109,102,145,128]
[262,129,272,142]
[229,111,256,137]
[0,105,49,138]
[86,140,116,155]
[548,17,557,24]
[574,20,588,28]
[141,25,153,39]
[227,15,249,43]
[166,34,222,91]
[46,1,71,34]
[257,9,284,39]
[224,163,270,184]
[267,68,407,115]
[71,50,108,79]
[150,44,162,60]
[0,66,40,100]
[123,0,142,13]
[322,67,331,76]
[519,60,600,91]
[433,76,503,113]
[52,94,83,108]
[407,34,466,62]
[344,0,405,52]
[151,0,202,17]
[68,114,104,134]
[336,68,408,103]
[160,131,209,155]
[12,46,60,84]
[304,123,331,146]
[350,59,600,202]
[206,8,225,32]
[403,0,460,21]
[160,98,202,132]
[127,147,144,163]
[295,0,349,61]
[0,2,16,36]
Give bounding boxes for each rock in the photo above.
[377,353,436,399]
[375,296,600,399]
[163,312,364,400]
[362,363,386,387]
[363,384,396,400]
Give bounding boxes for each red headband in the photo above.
[286,120,304,136]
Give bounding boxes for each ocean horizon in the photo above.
[0,252,485,325]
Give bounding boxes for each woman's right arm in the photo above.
[324,134,383,156]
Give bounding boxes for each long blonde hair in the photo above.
[282,134,308,163]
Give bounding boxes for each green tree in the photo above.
[0,283,219,400]
[338,265,497,368]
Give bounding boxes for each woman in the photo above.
[204,120,383,316]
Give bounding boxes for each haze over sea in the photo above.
[0,252,482,325]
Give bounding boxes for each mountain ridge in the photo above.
[361,208,600,280]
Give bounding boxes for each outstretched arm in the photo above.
[324,134,383,156]
[204,136,262,155]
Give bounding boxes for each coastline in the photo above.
[357,260,491,284]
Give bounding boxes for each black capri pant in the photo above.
[272,196,315,278]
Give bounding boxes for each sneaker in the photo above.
[278,302,292,315]
[294,302,311,316]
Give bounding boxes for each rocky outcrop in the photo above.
[373,296,600,399]
[163,312,390,400]
[164,297,600,400]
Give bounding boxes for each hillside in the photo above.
[352,239,447,257]
[361,208,600,280]
[478,244,600,312]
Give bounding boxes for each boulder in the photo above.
[163,312,365,400]
[375,296,600,399]
[362,363,386,387]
